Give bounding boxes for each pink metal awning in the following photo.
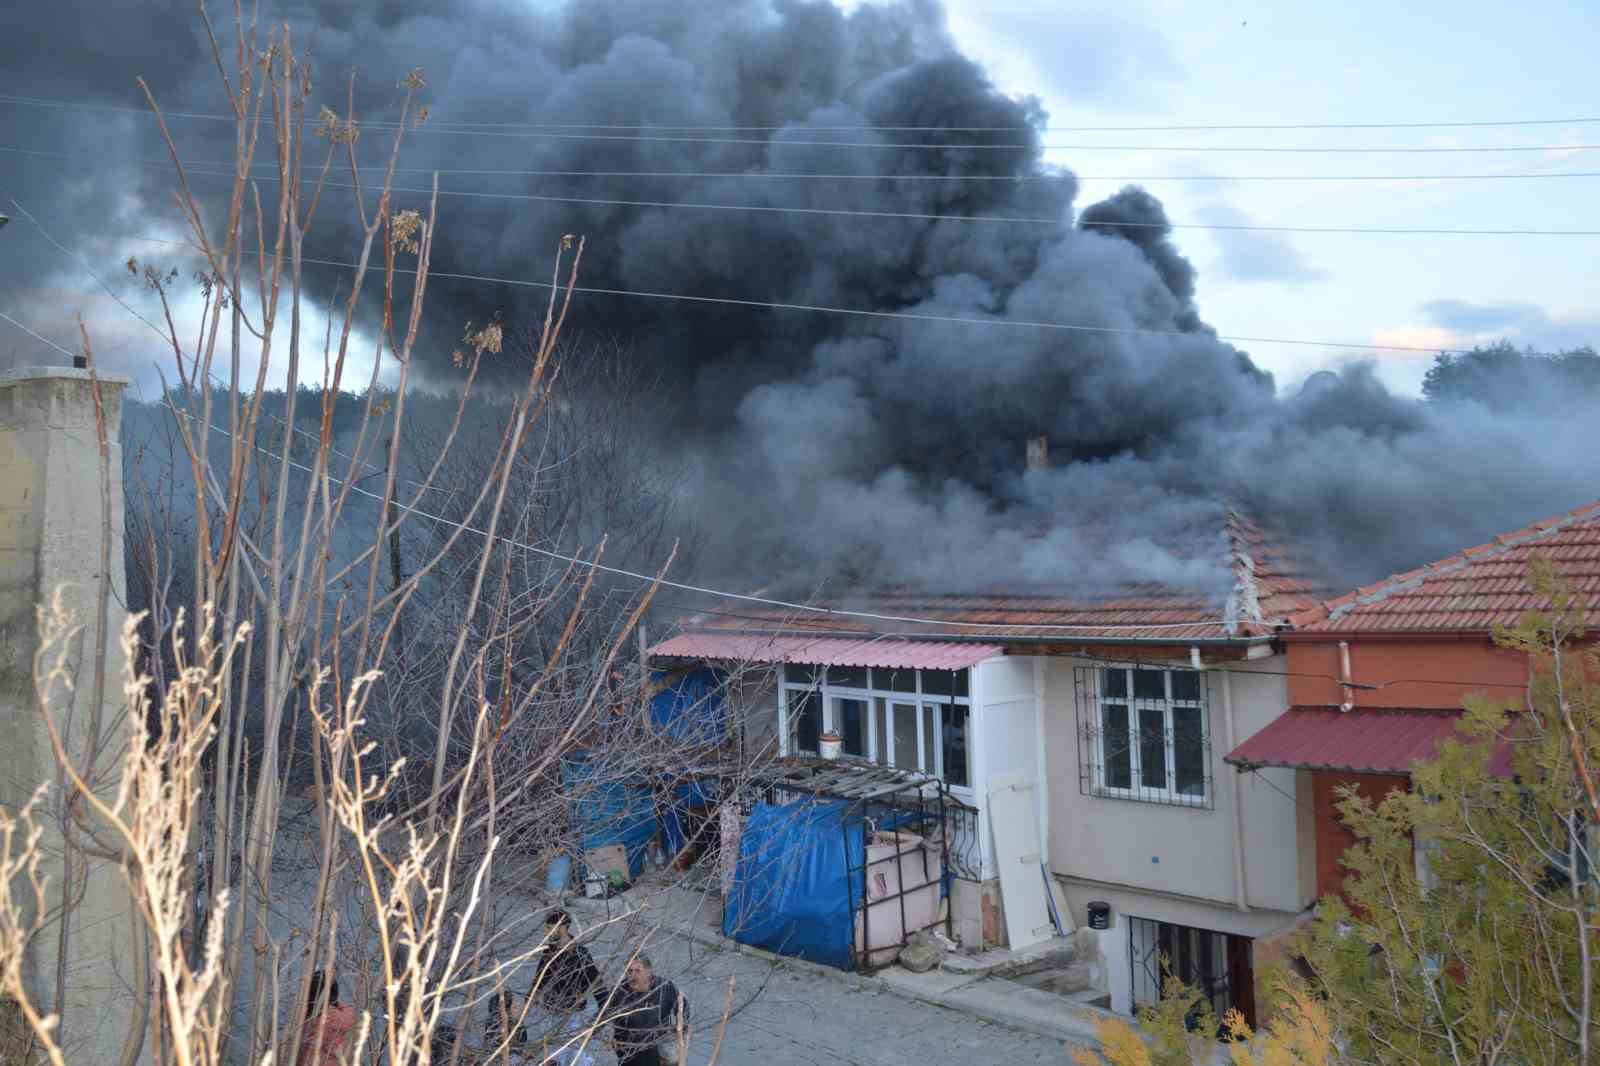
[647,633,1001,670]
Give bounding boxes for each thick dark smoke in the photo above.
[3,0,1596,599]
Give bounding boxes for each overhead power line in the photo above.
[4,91,1600,136]
[1,94,1596,152]
[3,193,442,496]
[8,143,1600,186]
[89,230,1480,356]
[13,154,1595,237]
[0,303,1246,634]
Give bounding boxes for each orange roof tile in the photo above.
[1294,499,1600,634]
[665,510,1332,644]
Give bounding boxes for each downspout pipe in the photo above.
[1221,665,1251,912]
[1339,641,1355,712]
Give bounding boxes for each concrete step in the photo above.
[1010,959,1102,997]
[941,928,1095,979]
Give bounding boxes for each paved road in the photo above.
[572,919,1071,1066]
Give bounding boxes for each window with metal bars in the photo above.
[1129,915,1255,1029]
[1075,664,1212,809]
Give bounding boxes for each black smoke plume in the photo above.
[2,0,1595,598]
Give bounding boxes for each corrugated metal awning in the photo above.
[648,633,1001,670]
[1225,707,1476,775]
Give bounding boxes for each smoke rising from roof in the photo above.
[2,0,1595,600]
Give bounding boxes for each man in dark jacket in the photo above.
[533,909,601,1013]
[533,909,602,1065]
[609,954,689,1066]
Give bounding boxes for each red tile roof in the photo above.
[1224,706,1512,775]
[648,634,1001,670]
[1293,499,1600,634]
[659,509,1331,644]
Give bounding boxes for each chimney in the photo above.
[1026,434,1048,472]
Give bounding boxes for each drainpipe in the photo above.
[1033,657,1049,866]
[1221,667,1252,912]
[1339,641,1355,712]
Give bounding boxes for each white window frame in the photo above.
[778,664,971,789]
[1094,666,1208,807]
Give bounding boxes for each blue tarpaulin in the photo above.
[561,754,657,880]
[650,667,726,743]
[723,801,865,970]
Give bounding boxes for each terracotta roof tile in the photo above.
[1294,498,1600,634]
[665,510,1334,644]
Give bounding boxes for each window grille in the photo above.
[1075,664,1213,809]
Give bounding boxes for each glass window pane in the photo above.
[941,705,970,787]
[1170,670,1201,702]
[953,669,969,698]
[1173,706,1206,798]
[922,705,938,774]
[784,663,818,686]
[1138,707,1167,790]
[872,699,888,765]
[826,666,869,689]
[1102,668,1127,698]
[836,698,867,756]
[1101,703,1131,790]
[1133,669,1166,701]
[874,668,917,693]
[788,690,819,753]
[922,670,955,696]
[893,702,920,771]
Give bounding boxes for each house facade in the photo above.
[651,496,1600,1026]
[1226,500,1600,902]
[650,513,1326,1023]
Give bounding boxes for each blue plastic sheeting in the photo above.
[562,754,657,880]
[723,801,864,971]
[650,668,726,743]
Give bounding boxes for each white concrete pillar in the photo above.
[0,367,141,1062]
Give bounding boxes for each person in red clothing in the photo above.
[298,970,358,1066]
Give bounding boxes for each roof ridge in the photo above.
[1223,507,1261,632]
[1318,497,1600,623]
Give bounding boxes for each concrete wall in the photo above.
[1041,654,1312,934]
[0,369,140,1062]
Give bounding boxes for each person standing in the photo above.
[532,910,600,1066]
[609,955,689,1066]
[297,971,358,1066]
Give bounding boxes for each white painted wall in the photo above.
[1038,653,1309,936]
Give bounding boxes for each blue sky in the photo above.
[920,0,1599,394]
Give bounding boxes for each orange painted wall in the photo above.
[1286,638,1527,710]
[1312,771,1410,899]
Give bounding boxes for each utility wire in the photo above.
[10,144,1599,184]
[84,231,1479,355]
[160,167,1600,237]
[3,93,1598,152]
[3,193,442,496]
[12,150,1597,236]
[0,312,1565,647]
[0,302,1251,634]
[5,92,1598,133]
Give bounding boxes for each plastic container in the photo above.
[819,733,843,760]
[854,831,943,968]
[545,854,573,894]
